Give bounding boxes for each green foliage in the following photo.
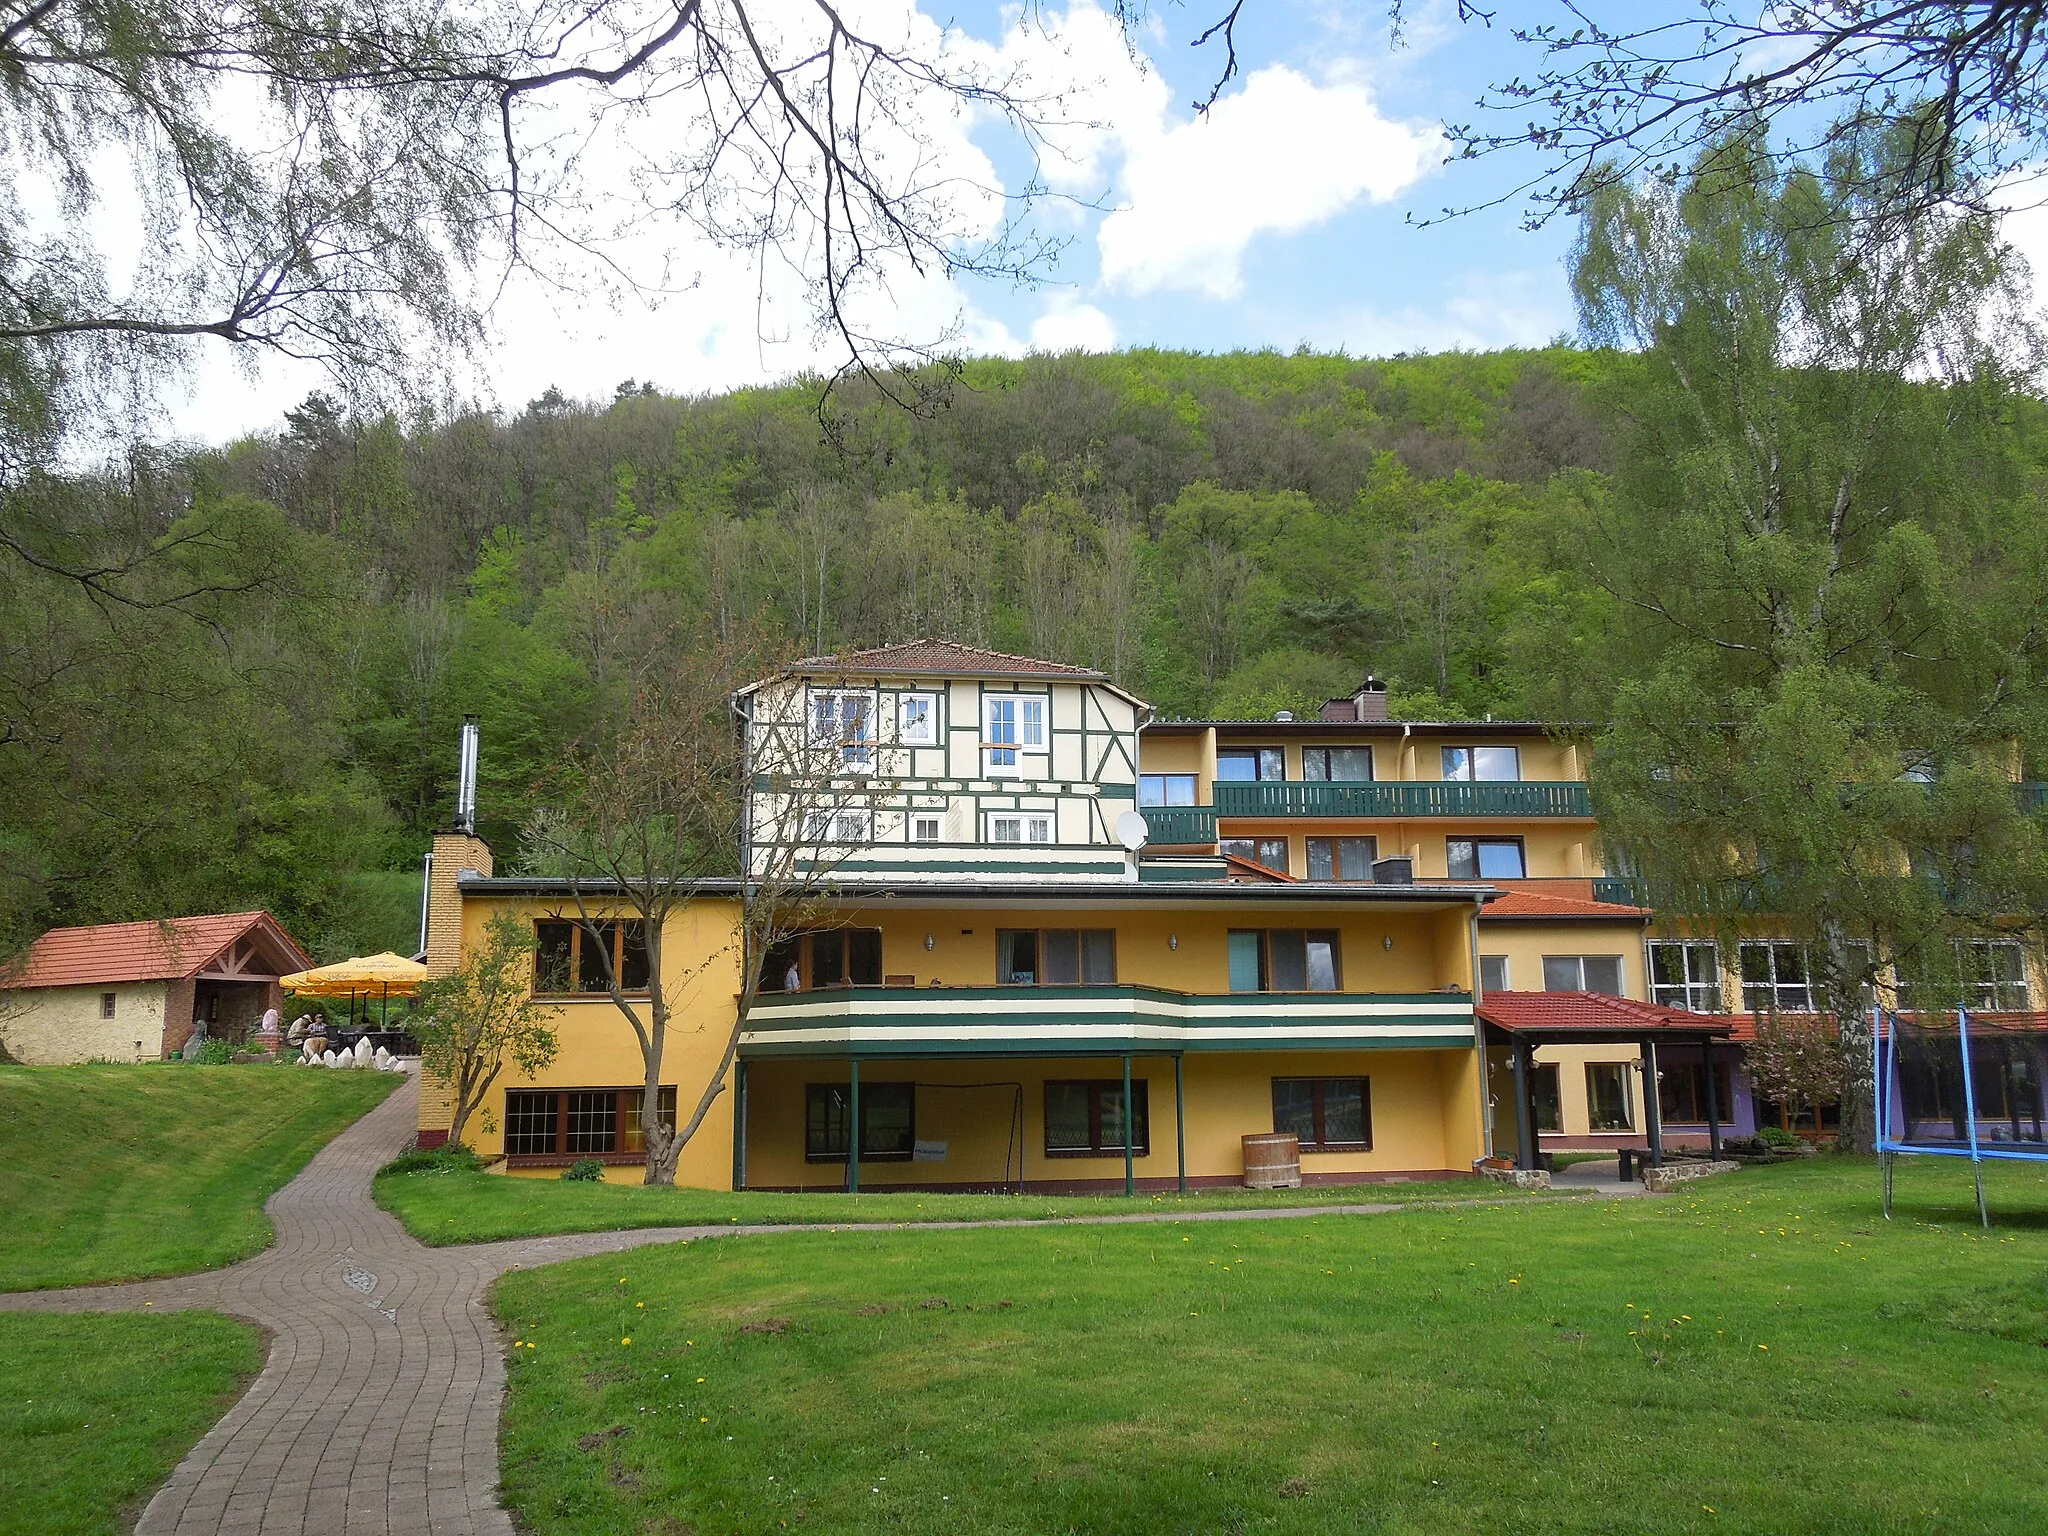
[561,1159,607,1182]
[182,1038,236,1065]
[379,1143,486,1177]
[413,914,557,1145]
[1757,1126,1800,1150]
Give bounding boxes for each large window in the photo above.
[758,929,884,992]
[1584,1063,1634,1131]
[1045,1079,1149,1156]
[1138,773,1198,807]
[1216,747,1285,781]
[1302,747,1373,781]
[983,695,1045,776]
[988,812,1054,844]
[1272,1077,1371,1151]
[1542,954,1624,996]
[1649,941,1724,1011]
[1658,1060,1735,1124]
[803,808,874,845]
[1221,837,1289,872]
[996,929,1116,985]
[812,690,874,768]
[1447,837,1526,879]
[1442,746,1521,782]
[1306,836,1377,881]
[534,919,650,995]
[1740,941,1812,1012]
[805,1082,916,1162]
[1961,940,2030,1011]
[1228,929,1341,992]
[502,1086,677,1159]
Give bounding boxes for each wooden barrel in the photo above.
[1242,1132,1302,1190]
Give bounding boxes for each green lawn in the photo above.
[494,1155,2048,1536]
[0,1064,399,1290]
[0,1312,261,1536]
[378,1166,1554,1243]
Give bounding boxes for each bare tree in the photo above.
[1433,2,2048,224]
[522,629,876,1185]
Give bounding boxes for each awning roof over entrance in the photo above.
[1478,991,1733,1043]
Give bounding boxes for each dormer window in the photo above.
[812,691,874,769]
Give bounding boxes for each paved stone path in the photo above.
[0,1075,1648,1534]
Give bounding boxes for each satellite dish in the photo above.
[1115,810,1149,852]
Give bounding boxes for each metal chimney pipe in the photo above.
[455,715,480,834]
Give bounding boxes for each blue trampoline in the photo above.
[1876,1006,2048,1228]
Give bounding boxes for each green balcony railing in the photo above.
[1212,780,1594,818]
[1590,877,1647,906]
[1140,806,1219,845]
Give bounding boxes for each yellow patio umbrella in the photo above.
[280,952,432,997]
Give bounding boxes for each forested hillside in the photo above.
[0,340,2021,962]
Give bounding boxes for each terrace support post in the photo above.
[1175,1053,1187,1195]
[733,1058,749,1191]
[1511,1035,1535,1172]
[1702,1036,1721,1162]
[1123,1053,1135,1197]
[1643,1039,1664,1168]
[848,1058,861,1195]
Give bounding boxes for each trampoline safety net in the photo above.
[1879,1014,2048,1155]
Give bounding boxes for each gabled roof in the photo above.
[1479,990,1733,1038]
[783,639,1103,680]
[1479,886,1650,921]
[5,912,310,990]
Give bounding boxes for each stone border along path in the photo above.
[0,1072,1651,1535]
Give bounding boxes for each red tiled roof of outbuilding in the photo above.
[5,912,310,989]
[1480,887,1651,920]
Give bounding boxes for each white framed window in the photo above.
[1022,696,1045,748]
[805,808,873,845]
[1478,955,1510,993]
[898,693,937,745]
[910,814,943,843]
[984,696,1019,775]
[1648,940,1723,1011]
[1962,940,2030,1011]
[812,691,874,769]
[1739,941,1812,1012]
[989,813,1053,845]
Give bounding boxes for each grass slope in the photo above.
[0,1064,398,1290]
[378,1168,1546,1244]
[0,1312,261,1536]
[494,1155,2048,1536]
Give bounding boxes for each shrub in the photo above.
[183,1038,236,1065]
[1758,1125,1799,1149]
[562,1159,607,1182]
[378,1143,485,1177]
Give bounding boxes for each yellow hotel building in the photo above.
[415,641,2043,1188]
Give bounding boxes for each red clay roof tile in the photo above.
[1478,990,1731,1035]
[6,912,310,989]
[786,639,1102,679]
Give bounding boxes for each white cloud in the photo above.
[1323,267,1574,356]
[1029,296,1117,352]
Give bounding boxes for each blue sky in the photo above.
[174,1,1605,442]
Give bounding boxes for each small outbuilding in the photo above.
[0,912,311,1064]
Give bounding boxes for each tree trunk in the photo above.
[1822,915,1875,1153]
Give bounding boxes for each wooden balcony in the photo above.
[1212,780,1595,819]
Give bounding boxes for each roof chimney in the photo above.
[455,715,480,834]
[1354,675,1389,722]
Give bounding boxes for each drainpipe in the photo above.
[1470,898,1493,1162]
[415,849,433,957]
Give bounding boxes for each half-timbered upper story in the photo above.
[737,640,1149,884]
